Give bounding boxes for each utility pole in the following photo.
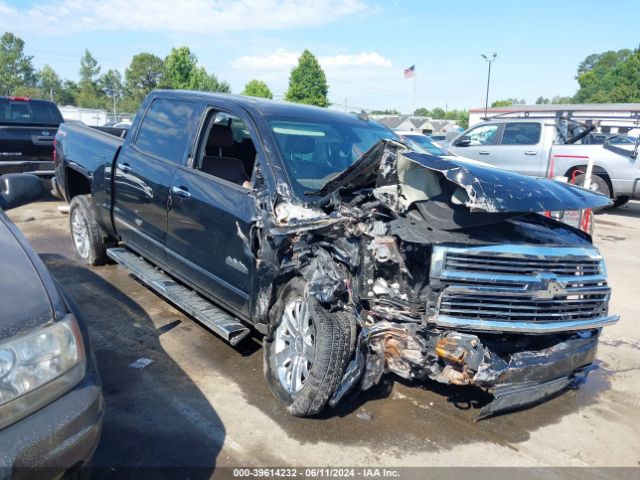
[481,52,497,119]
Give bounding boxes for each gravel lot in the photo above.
[7,198,640,476]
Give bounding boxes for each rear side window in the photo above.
[501,122,541,145]
[0,99,63,126]
[135,98,201,165]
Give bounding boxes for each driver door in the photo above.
[165,106,259,318]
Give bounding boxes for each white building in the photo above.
[58,106,108,126]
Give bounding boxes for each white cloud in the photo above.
[0,0,368,35]
[232,49,391,71]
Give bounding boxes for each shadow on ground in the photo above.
[42,254,225,479]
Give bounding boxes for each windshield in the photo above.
[402,134,448,155]
[0,99,63,126]
[267,115,400,196]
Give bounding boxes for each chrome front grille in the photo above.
[443,252,602,277]
[430,245,618,333]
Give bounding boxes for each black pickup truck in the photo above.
[54,90,618,418]
[0,96,63,179]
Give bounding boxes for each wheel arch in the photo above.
[563,164,615,198]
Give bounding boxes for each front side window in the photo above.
[267,115,398,196]
[135,98,201,164]
[501,122,541,145]
[193,110,256,189]
[465,124,499,145]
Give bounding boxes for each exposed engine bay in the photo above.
[254,140,617,418]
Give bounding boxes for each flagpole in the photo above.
[412,71,417,114]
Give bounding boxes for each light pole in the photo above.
[481,52,497,119]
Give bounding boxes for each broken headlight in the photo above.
[0,314,86,430]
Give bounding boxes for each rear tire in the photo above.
[573,173,611,198]
[69,195,111,266]
[612,196,630,209]
[264,277,355,417]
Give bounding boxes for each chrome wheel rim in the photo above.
[71,209,90,259]
[274,298,315,394]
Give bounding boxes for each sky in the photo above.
[1,0,638,113]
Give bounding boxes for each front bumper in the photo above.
[0,366,104,479]
[331,324,601,419]
[471,332,598,418]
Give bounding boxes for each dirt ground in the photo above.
[7,198,640,477]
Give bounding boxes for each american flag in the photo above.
[404,65,415,79]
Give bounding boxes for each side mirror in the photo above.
[453,135,471,147]
[0,174,45,211]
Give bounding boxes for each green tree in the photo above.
[574,48,640,103]
[38,65,62,101]
[371,109,400,115]
[161,47,230,94]
[285,50,329,107]
[456,111,469,129]
[57,80,79,106]
[100,69,124,115]
[0,32,37,95]
[125,53,164,105]
[430,107,446,118]
[491,98,525,107]
[242,79,273,99]
[162,46,198,90]
[77,50,104,108]
[535,96,550,104]
[551,95,573,104]
[413,107,430,116]
[190,66,231,93]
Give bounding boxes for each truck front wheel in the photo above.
[264,278,355,417]
[69,195,111,266]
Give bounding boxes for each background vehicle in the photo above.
[582,132,638,145]
[0,173,103,476]
[0,96,63,179]
[447,116,640,208]
[394,130,451,155]
[54,90,616,419]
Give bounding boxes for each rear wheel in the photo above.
[264,278,355,417]
[612,196,630,209]
[69,195,112,266]
[573,173,611,199]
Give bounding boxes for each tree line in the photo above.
[487,47,640,108]
[0,32,330,114]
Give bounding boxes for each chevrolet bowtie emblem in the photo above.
[533,274,568,299]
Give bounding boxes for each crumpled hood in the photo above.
[316,140,612,213]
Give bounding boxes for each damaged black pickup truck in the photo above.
[54,90,618,418]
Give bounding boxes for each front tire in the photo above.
[264,278,355,417]
[69,195,111,266]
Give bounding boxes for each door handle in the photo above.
[479,151,491,155]
[171,185,192,199]
[524,151,538,156]
[116,162,132,173]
